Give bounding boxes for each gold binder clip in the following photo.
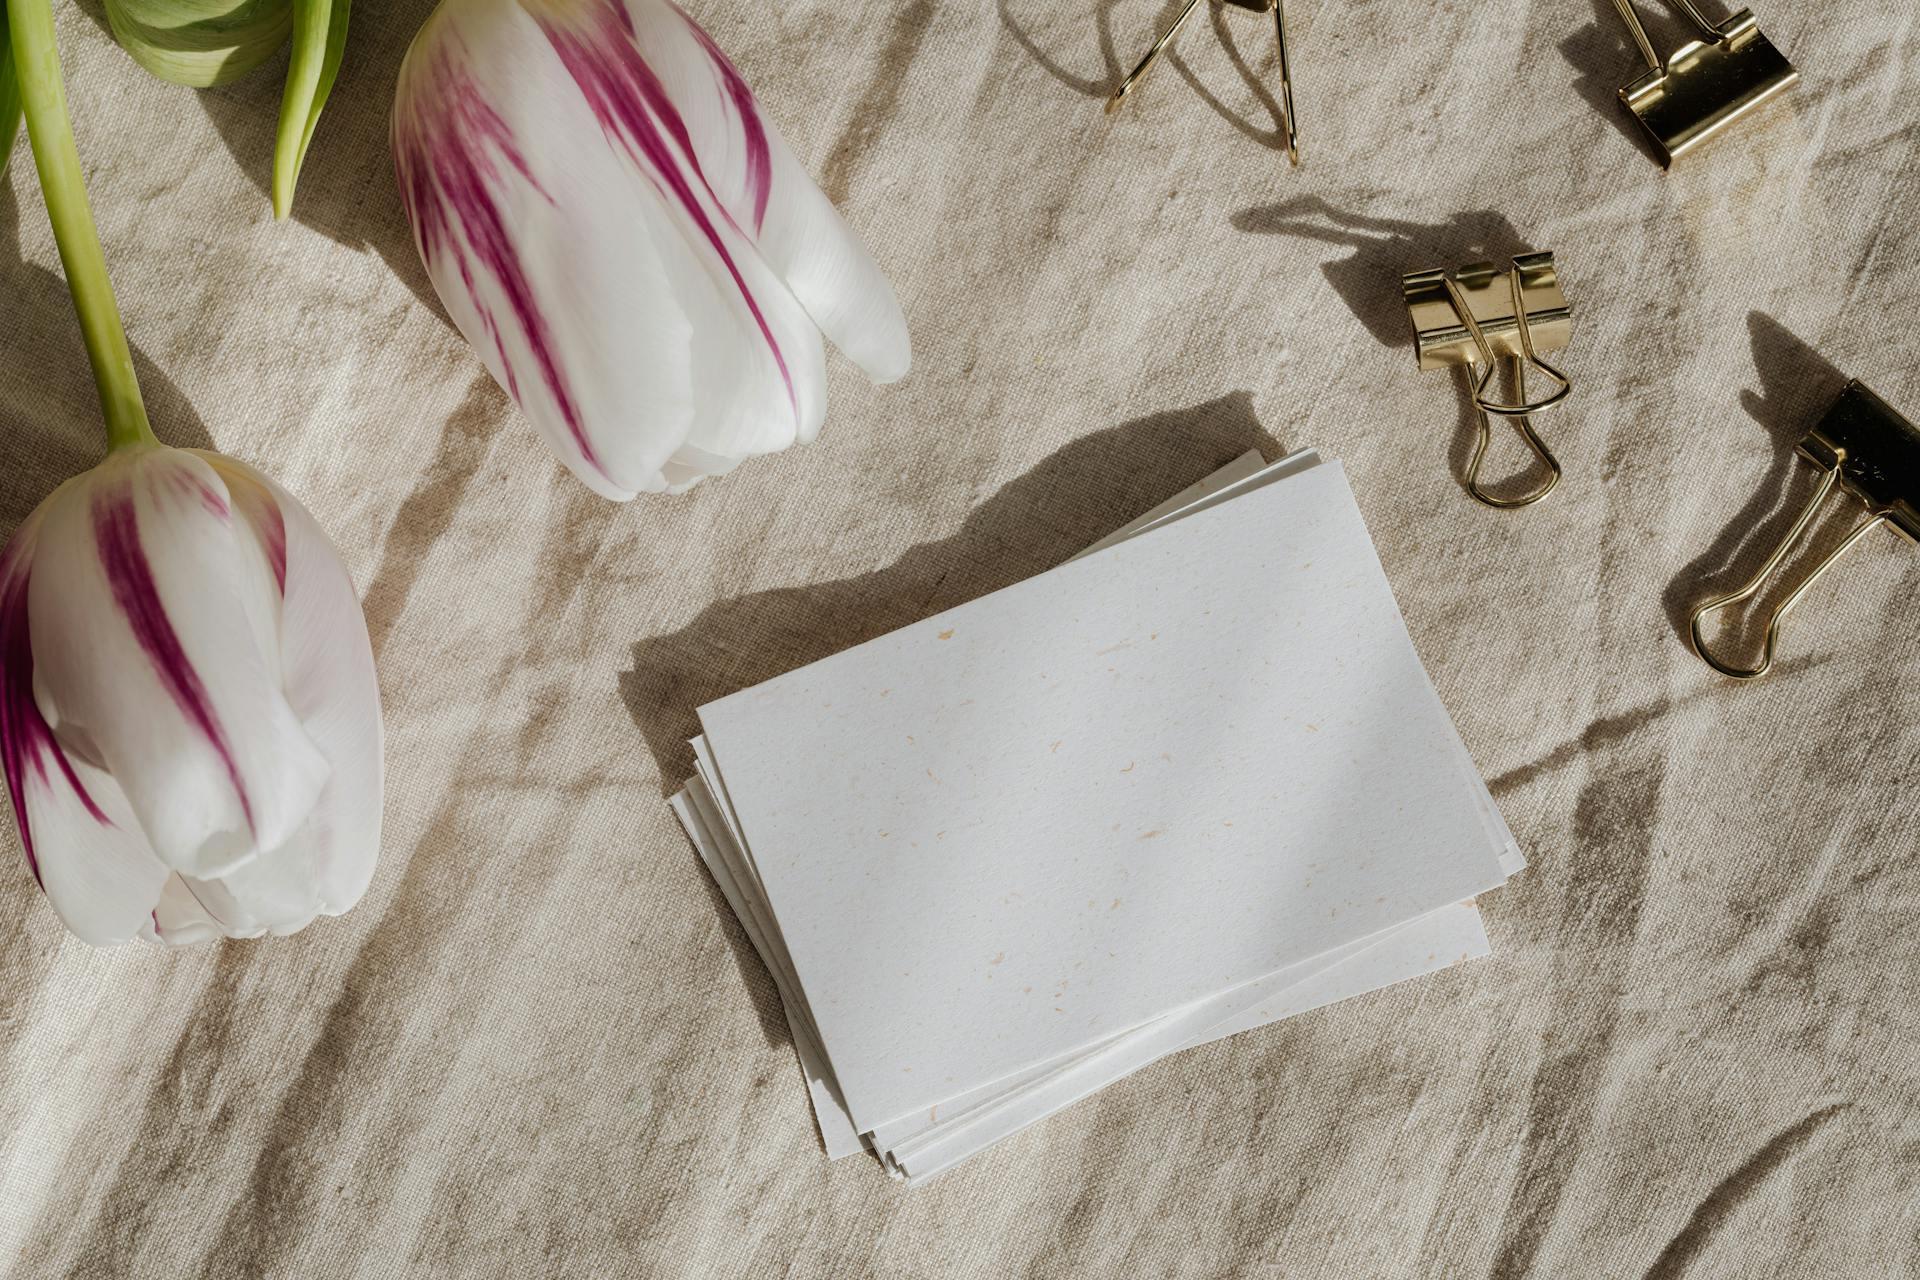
[1610,1,1799,164]
[1689,380,1919,680]
[1107,0,1300,166]
[1401,252,1573,509]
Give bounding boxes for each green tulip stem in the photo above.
[7,0,156,452]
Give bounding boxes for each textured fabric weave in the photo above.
[2,2,1917,1275]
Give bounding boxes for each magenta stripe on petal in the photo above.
[0,535,111,887]
[674,3,773,232]
[537,0,798,423]
[395,42,605,474]
[92,488,254,835]
[160,465,232,520]
[213,463,288,595]
[262,508,288,595]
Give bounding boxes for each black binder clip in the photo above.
[1690,381,1918,680]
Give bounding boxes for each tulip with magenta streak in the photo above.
[393,0,912,499]
[2,0,383,945]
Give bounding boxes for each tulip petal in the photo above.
[2,511,169,947]
[172,867,301,938]
[530,0,829,462]
[27,448,330,879]
[626,0,911,385]
[395,0,836,496]
[198,453,383,919]
[29,755,168,947]
[143,874,228,946]
[397,6,692,498]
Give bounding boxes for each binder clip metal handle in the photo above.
[1463,364,1565,510]
[1609,1,1799,164]
[1403,253,1574,510]
[1689,380,1920,680]
[1106,0,1300,166]
[1612,0,1726,68]
[1442,270,1574,419]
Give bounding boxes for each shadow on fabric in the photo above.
[1229,196,1532,351]
[621,391,1284,791]
[0,179,216,534]
[143,0,447,317]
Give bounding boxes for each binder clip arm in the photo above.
[1688,469,1892,680]
[1106,0,1300,166]
[1462,371,1565,509]
[1106,0,1206,115]
[1610,0,1729,72]
[1689,380,1919,680]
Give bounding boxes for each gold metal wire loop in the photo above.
[1463,362,1564,509]
[1688,457,1893,679]
[1610,0,1728,71]
[1442,267,1573,418]
[1107,0,1300,165]
[1435,264,1569,508]
[1269,0,1299,165]
[1106,0,1206,113]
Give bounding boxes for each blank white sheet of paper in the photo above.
[697,461,1513,1131]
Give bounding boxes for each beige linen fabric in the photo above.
[3,1,1918,1275]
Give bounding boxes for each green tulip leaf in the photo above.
[272,0,347,218]
[1,3,20,177]
[104,0,292,89]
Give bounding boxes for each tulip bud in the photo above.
[1,445,383,945]
[102,0,291,87]
[392,0,911,499]
[101,0,350,218]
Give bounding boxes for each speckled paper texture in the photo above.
[698,461,1509,1129]
[677,454,1506,1178]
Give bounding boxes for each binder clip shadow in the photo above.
[1106,0,1300,165]
[1609,0,1799,164]
[1689,381,1917,680]
[1401,253,1574,509]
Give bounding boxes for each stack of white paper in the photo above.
[671,451,1523,1183]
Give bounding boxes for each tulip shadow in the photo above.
[998,0,1291,153]
[620,391,1283,788]
[0,177,215,534]
[181,0,444,316]
[1659,313,1854,656]
[357,373,513,659]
